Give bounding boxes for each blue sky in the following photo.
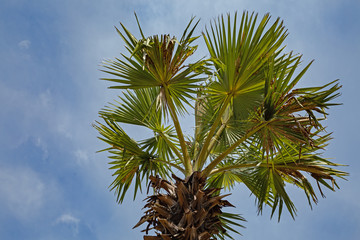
[0,0,359,239]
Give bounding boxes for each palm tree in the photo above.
[94,12,347,239]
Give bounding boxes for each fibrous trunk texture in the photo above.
[134,172,234,240]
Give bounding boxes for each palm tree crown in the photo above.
[95,12,347,239]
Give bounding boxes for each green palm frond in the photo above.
[217,212,246,239]
[140,125,178,162]
[94,119,143,155]
[203,12,287,111]
[100,84,186,165]
[249,53,342,160]
[100,87,161,127]
[196,12,288,170]
[206,160,239,191]
[102,17,205,115]
[209,133,347,220]
[94,119,172,202]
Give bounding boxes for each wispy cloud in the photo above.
[55,213,80,235]
[0,166,45,220]
[74,149,89,165]
[0,81,73,147]
[18,40,31,49]
[34,137,49,160]
[56,213,80,224]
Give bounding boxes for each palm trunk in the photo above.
[134,172,234,240]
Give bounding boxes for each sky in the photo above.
[0,0,359,239]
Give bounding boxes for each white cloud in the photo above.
[18,40,31,49]
[0,82,73,146]
[39,89,52,107]
[56,213,80,224]
[55,213,80,235]
[35,137,49,160]
[0,166,45,220]
[74,149,89,165]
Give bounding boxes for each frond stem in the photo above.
[202,123,267,177]
[157,131,184,163]
[195,94,232,170]
[210,163,259,175]
[163,86,193,176]
[150,158,186,174]
[210,162,347,177]
[198,121,228,170]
